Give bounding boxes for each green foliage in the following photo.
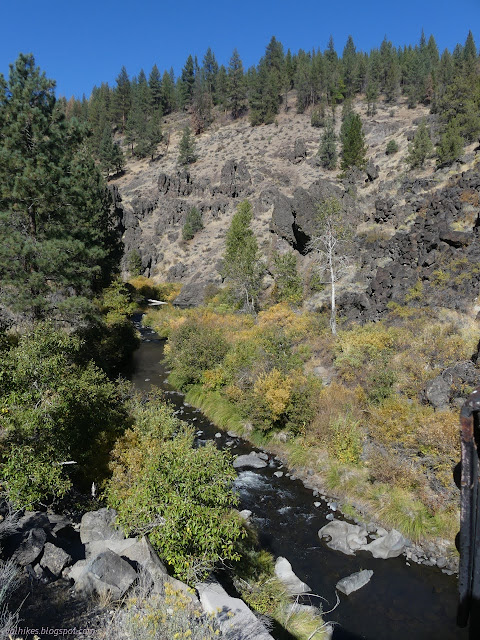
[182,206,203,241]
[386,139,399,155]
[406,119,433,168]
[0,324,127,508]
[340,112,367,170]
[228,48,246,118]
[0,54,121,323]
[164,319,229,388]
[221,200,262,311]
[330,414,362,465]
[272,251,303,304]
[127,249,143,276]
[318,117,337,169]
[105,393,245,583]
[436,120,464,167]
[177,126,197,165]
[310,103,325,128]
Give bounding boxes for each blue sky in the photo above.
[1,0,479,98]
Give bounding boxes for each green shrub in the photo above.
[182,207,204,241]
[106,394,245,583]
[127,249,142,276]
[311,103,325,128]
[386,139,399,155]
[330,414,362,465]
[0,324,128,507]
[272,251,303,305]
[164,319,229,388]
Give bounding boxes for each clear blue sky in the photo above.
[1,0,479,98]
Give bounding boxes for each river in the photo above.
[130,314,467,640]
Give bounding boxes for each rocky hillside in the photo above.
[113,91,480,316]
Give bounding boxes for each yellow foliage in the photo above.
[253,368,292,421]
[257,303,315,340]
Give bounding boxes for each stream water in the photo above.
[130,314,466,640]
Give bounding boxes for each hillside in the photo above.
[114,92,480,316]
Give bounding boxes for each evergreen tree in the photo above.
[112,66,131,131]
[340,112,367,170]
[406,119,433,168]
[99,125,125,176]
[149,64,162,110]
[436,120,464,167]
[215,65,229,112]
[342,35,358,98]
[191,75,214,134]
[365,81,378,116]
[221,200,261,311]
[272,251,303,304]
[318,117,337,169]
[203,47,219,101]
[182,206,204,240]
[0,54,121,321]
[160,69,176,114]
[179,54,195,107]
[228,49,246,118]
[178,126,197,165]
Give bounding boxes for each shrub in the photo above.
[272,252,303,305]
[164,319,229,388]
[330,414,362,465]
[386,139,399,155]
[106,394,245,583]
[182,207,203,241]
[127,249,143,276]
[311,103,325,128]
[0,324,127,507]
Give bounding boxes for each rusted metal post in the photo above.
[458,386,480,636]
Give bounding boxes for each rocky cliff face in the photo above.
[112,94,480,319]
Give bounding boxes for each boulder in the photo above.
[197,579,274,640]
[366,160,379,182]
[336,569,373,595]
[75,549,137,600]
[220,159,251,198]
[274,557,311,594]
[173,281,209,308]
[40,542,72,577]
[121,536,168,593]
[318,520,368,556]
[233,453,268,469]
[80,508,124,545]
[14,528,46,566]
[292,138,307,163]
[360,529,407,559]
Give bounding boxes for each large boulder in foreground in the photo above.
[80,508,124,545]
[75,548,137,599]
[361,529,407,559]
[197,579,274,640]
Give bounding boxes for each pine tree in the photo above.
[203,48,219,101]
[178,126,197,165]
[179,54,195,107]
[318,117,337,169]
[112,66,131,131]
[436,120,464,167]
[406,119,433,168]
[215,65,229,112]
[191,74,213,134]
[160,69,176,115]
[0,54,120,321]
[221,200,261,311]
[182,206,204,240]
[228,49,246,118]
[340,112,367,170]
[99,125,125,176]
[149,64,162,110]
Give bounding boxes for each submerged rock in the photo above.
[336,569,373,595]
